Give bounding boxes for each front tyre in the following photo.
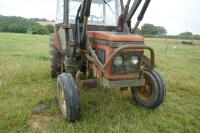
[57,73,80,122]
[131,68,166,109]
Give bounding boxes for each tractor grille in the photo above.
[112,52,143,75]
[112,64,126,74]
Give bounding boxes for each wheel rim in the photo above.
[58,84,67,114]
[136,74,155,101]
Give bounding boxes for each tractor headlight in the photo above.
[131,56,139,65]
[113,56,123,66]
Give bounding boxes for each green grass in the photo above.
[0,32,200,133]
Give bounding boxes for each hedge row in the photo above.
[0,15,53,35]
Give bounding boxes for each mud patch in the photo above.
[33,104,49,113]
[25,98,60,132]
[25,115,58,133]
[26,113,62,133]
[33,97,58,113]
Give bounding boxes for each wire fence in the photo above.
[145,38,200,57]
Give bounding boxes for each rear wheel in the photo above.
[131,68,166,109]
[49,34,62,78]
[57,73,80,122]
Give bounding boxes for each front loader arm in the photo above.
[80,0,92,49]
[117,0,151,34]
[132,0,151,33]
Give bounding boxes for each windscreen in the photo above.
[69,0,121,26]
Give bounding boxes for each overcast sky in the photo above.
[0,0,199,35]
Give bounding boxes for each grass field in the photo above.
[0,32,200,133]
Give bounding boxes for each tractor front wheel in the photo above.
[57,73,80,122]
[131,68,166,109]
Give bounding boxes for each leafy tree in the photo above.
[45,25,54,33]
[8,24,27,33]
[30,25,49,35]
[179,32,193,37]
[140,24,157,35]
[193,34,200,40]
[155,26,167,35]
[140,23,167,35]
[0,15,50,35]
[0,23,9,32]
[29,18,48,22]
[133,28,141,34]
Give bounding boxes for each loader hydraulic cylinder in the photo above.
[132,0,151,33]
[80,0,92,49]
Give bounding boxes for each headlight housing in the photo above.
[131,56,139,65]
[112,52,142,75]
[113,56,123,66]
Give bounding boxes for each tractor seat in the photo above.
[88,31,144,42]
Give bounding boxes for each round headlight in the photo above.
[131,56,139,65]
[113,56,123,66]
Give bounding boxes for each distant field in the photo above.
[37,21,55,26]
[146,37,200,46]
[0,32,200,132]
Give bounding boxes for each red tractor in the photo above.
[50,0,166,122]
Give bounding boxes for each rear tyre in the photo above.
[131,68,166,109]
[57,73,80,122]
[49,34,62,78]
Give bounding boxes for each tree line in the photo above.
[0,15,53,35]
[0,16,167,36]
[134,23,200,40]
[0,15,199,40]
[135,23,167,35]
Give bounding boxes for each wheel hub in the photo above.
[58,85,67,113]
[136,78,154,101]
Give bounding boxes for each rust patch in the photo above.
[62,24,71,29]
[88,31,144,42]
